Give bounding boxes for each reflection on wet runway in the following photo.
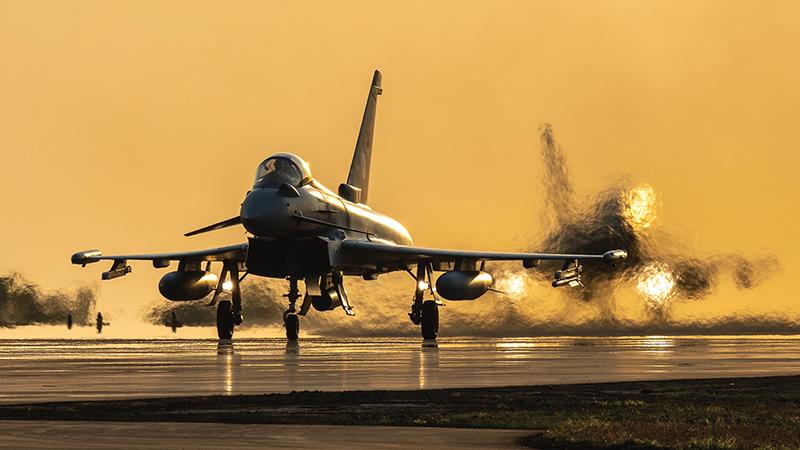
[0,336,799,404]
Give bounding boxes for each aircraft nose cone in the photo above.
[240,188,290,237]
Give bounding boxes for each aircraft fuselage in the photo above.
[239,153,412,278]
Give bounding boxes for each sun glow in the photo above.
[636,262,676,308]
[623,184,658,230]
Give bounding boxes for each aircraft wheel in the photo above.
[216,301,234,340]
[420,300,439,340]
[284,313,300,340]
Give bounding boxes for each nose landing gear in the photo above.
[284,278,301,341]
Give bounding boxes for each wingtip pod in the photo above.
[603,250,627,261]
[72,249,102,265]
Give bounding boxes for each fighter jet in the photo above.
[72,71,627,341]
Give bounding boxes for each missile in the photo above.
[552,261,583,288]
[555,266,582,280]
[552,275,582,288]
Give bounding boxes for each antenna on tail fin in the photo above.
[339,70,382,204]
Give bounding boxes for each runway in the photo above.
[0,421,531,449]
[1,336,799,404]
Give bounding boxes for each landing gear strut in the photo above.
[284,278,301,341]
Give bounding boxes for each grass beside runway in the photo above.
[1,376,799,449]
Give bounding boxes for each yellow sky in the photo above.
[1,0,798,315]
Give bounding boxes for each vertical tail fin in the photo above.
[342,70,382,204]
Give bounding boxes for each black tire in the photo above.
[421,300,439,340]
[284,313,300,340]
[216,301,234,340]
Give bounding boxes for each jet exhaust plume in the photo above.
[0,272,97,327]
[144,272,800,336]
[522,123,783,327]
[146,281,286,327]
[539,123,574,225]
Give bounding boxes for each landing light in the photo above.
[417,280,429,291]
[222,280,233,292]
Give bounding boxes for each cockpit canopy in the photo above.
[253,153,311,188]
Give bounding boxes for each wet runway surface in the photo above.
[1,336,799,404]
[0,421,531,449]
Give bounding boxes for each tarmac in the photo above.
[0,421,533,449]
[1,335,799,404]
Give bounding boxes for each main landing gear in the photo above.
[215,261,244,340]
[420,301,439,340]
[217,301,234,340]
[408,262,441,341]
[283,278,300,341]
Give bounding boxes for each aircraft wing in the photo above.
[71,243,247,279]
[339,240,626,268]
[72,243,247,264]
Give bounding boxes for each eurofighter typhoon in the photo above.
[72,71,627,341]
